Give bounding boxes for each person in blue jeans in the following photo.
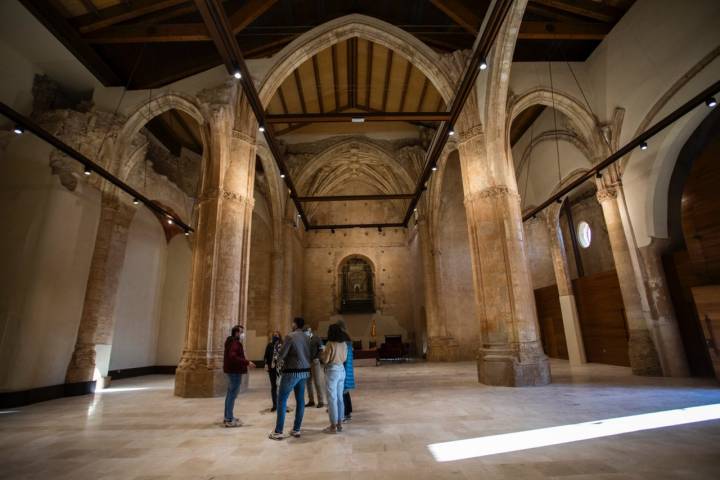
[269,317,312,440]
[223,324,255,427]
[321,323,347,434]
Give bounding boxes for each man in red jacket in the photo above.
[223,325,255,427]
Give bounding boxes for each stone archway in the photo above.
[257,14,456,109]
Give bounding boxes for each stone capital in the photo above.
[464,185,519,204]
[231,129,257,147]
[596,185,619,203]
[457,124,484,145]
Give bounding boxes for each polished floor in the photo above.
[1,360,720,479]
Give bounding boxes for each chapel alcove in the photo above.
[338,256,375,314]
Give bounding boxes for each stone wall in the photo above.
[523,217,556,289]
[561,192,615,279]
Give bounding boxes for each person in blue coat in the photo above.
[337,319,355,421]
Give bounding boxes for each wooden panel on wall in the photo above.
[691,285,720,381]
[534,284,568,359]
[573,270,630,366]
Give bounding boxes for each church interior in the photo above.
[1,0,720,478]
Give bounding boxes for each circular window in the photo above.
[577,221,592,248]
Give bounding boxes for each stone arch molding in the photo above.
[114,92,212,184]
[508,88,608,161]
[257,14,456,108]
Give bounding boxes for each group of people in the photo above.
[222,317,355,439]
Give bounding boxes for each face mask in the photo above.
[304,330,312,338]
[272,335,280,342]
[238,333,245,342]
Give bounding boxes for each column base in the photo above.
[477,343,551,387]
[628,329,663,376]
[427,336,460,362]
[174,368,227,398]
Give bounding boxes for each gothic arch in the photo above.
[257,14,456,109]
[508,88,607,162]
[114,93,211,185]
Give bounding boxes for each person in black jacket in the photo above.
[223,325,255,427]
[263,330,282,412]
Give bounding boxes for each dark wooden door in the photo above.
[534,284,568,359]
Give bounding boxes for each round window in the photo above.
[577,221,592,248]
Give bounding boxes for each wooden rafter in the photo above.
[266,112,452,123]
[381,50,394,113]
[531,0,622,23]
[365,41,374,108]
[80,0,100,18]
[19,0,121,85]
[347,38,357,108]
[169,109,202,153]
[429,0,483,34]
[76,0,188,34]
[417,77,429,111]
[228,0,278,35]
[312,56,324,113]
[293,69,307,114]
[331,44,340,110]
[399,61,413,112]
[519,22,611,40]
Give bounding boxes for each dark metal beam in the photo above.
[298,194,415,202]
[265,112,451,124]
[0,102,193,232]
[522,79,720,221]
[193,0,309,228]
[308,223,406,231]
[403,0,515,226]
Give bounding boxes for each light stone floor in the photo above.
[1,360,720,480]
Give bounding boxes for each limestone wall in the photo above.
[523,217,555,290]
[156,235,191,366]
[302,228,418,348]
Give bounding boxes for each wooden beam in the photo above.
[228,0,278,34]
[510,105,544,146]
[77,0,188,34]
[80,0,100,18]
[86,23,209,43]
[381,50,394,113]
[530,0,622,23]
[169,109,202,153]
[417,77,429,111]
[347,38,357,108]
[429,0,483,34]
[19,0,121,85]
[293,69,307,114]
[308,223,406,231]
[519,22,611,40]
[365,41,374,107]
[243,35,296,58]
[312,56,324,113]
[266,112,452,123]
[298,194,415,202]
[399,61,413,112]
[331,44,340,110]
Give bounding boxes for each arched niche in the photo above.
[337,254,376,314]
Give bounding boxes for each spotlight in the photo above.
[331,229,335,234]
[233,70,242,80]
[556,198,563,204]
[280,174,286,178]
[84,166,92,176]
[259,126,265,133]
[133,198,140,205]
[448,128,455,136]
[13,125,23,135]
[479,59,488,71]
[640,141,648,151]
[351,117,365,123]
[595,171,602,179]
[167,218,173,225]
[431,165,438,171]
[184,230,190,237]
[707,97,717,108]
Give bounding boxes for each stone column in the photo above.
[174,103,257,397]
[544,207,586,366]
[267,248,285,336]
[640,238,689,376]
[66,190,135,385]
[418,216,458,361]
[458,126,550,387]
[597,184,662,375]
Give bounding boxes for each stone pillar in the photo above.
[268,248,285,336]
[175,103,257,397]
[544,208,587,366]
[457,126,550,387]
[418,216,458,361]
[597,184,662,375]
[66,190,135,385]
[640,238,689,376]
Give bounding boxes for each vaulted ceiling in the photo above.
[21,0,636,90]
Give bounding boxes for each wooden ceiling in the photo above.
[266,38,447,134]
[21,0,636,90]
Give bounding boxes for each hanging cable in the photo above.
[548,59,563,186]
